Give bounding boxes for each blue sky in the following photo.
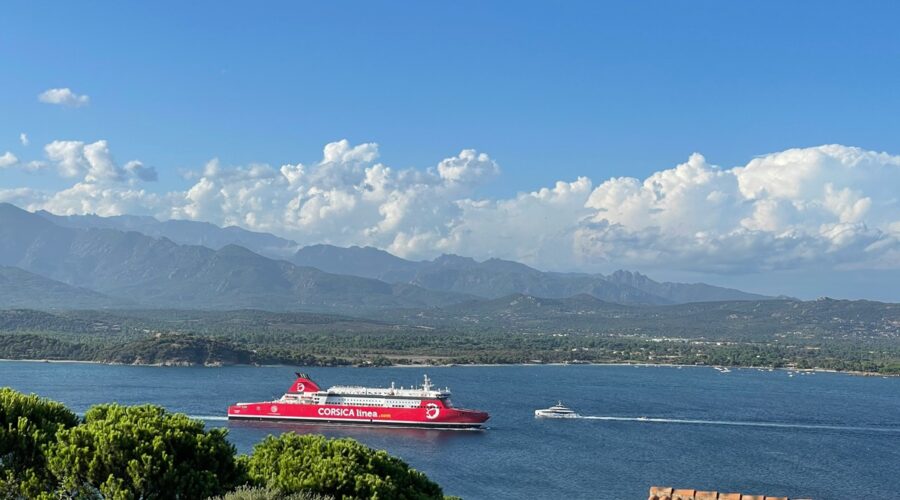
[4,2,899,194]
[2,2,900,299]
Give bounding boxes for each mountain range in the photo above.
[0,266,125,309]
[0,203,773,311]
[1,204,467,312]
[35,210,300,258]
[291,245,770,304]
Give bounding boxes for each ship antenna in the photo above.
[423,374,432,391]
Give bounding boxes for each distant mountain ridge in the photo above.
[292,244,421,282]
[0,204,470,312]
[0,266,126,309]
[291,245,772,305]
[35,210,299,258]
[18,205,773,307]
[604,269,773,304]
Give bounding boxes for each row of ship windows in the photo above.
[326,398,419,407]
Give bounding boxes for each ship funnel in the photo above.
[290,372,321,393]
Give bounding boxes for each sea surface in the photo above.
[1,362,898,499]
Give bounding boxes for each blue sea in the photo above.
[2,362,897,499]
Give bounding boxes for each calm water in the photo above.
[2,362,898,499]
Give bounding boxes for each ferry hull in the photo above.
[227,403,489,429]
[228,373,490,429]
[227,414,486,429]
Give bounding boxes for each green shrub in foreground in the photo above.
[0,387,79,497]
[0,388,454,500]
[212,485,332,500]
[47,403,245,499]
[247,433,445,500]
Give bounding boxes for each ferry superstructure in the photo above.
[227,373,490,429]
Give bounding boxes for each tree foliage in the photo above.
[0,390,451,500]
[212,485,332,500]
[0,388,79,497]
[246,433,444,500]
[2,302,900,373]
[47,404,245,500]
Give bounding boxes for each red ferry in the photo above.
[227,373,490,429]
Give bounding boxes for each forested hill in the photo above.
[1,301,898,372]
[378,295,900,341]
[2,298,897,342]
[0,266,127,309]
[3,298,897,341]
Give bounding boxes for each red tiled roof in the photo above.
[649,486,809,500]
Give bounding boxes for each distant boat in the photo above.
[535,402,579,418]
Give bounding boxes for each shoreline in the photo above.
[1,357,896,378]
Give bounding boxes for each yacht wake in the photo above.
[578,415,900,433]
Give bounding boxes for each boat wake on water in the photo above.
[189,414,897,434]
[187,415,229,421]
[577,415,900,433]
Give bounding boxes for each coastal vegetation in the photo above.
[0,299,898,374]
[246,434,446,499]
[0,388,449,499]
[0,389,79,497]
[213,486,331,500]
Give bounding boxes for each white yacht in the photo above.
[534,401,579,418]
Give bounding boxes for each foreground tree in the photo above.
[0,387,79,497]
[213,485,332,500]
[0,389,452,499]
[47,404,245,499]
[246,433,445,500]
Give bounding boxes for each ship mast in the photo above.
[422,374,432,392]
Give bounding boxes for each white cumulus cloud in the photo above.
[437,149,500,185]
[5,141,900,275]
[38,88,90,107]
[577,145,900,272]
[124,161,158,182]
[6,139,160,216]
[45,140,121,181]
[19,133,29,147]
[0,152,17,168]
[166,144,502,251]
[42,139,156,184]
